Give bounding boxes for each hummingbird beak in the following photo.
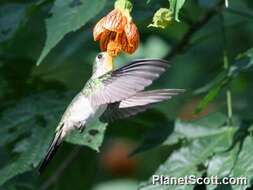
[104,53,113,71]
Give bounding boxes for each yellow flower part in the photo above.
[149,8,173,29]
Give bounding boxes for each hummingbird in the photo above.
[38,52,184,173]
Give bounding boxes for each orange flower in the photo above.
[93,0,139,57]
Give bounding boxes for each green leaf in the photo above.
[139,113,237,190]
[193,71,227,95]
[66,119,107,152]
[0,4,27,43]
[207,136,253,190]
[0,91,108,185]
[228,57,252,78]
[139,126,236,190]
[0,122,55,186]
[36,0,106,65]
[206,145,240,190]
[0,91,69,147]
[191,112,227,128]
[208,146,239,177]
[195,49,253,114]
[194,74,228,114]
[13,139,30,153]
[229,136,253,190]
[168,0,186,22]
[0,92,70,185]
[131,113,227,155]
[130,122,174,156]
[163,112,227,145]
[148,8,172,29]
[195,84,223,114]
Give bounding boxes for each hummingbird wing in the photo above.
[100,89,184,122]
[86,59,169,106]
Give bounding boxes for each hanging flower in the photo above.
[93,0,139,57]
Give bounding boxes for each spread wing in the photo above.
[100,89,184,122]
[84,59,169,106]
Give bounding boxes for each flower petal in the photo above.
[93,17,106,41]
[103,9,127,32]
[99,31,116,51]
[121,34,134,54]
[123,22,139,54]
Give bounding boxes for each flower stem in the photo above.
[221,13,233,126]
[225,0,229,8]
[223,51,233,125]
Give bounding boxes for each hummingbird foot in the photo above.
[79,125,86,133]
[72,122,85,133]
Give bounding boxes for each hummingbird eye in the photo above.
[97,54,103,59]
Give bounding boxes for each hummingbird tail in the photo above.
[38,129,63,174]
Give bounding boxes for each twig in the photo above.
[167,1,225,60]
[39,146,82,190]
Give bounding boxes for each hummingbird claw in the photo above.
[79,125,86,133]
[73,122,85,133]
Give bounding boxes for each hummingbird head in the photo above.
[92,52,113,78]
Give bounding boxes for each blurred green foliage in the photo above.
[1,0,253,190]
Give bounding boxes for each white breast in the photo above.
[64,94,93,123]
[63,93,107,125]
[60,93,107,136]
